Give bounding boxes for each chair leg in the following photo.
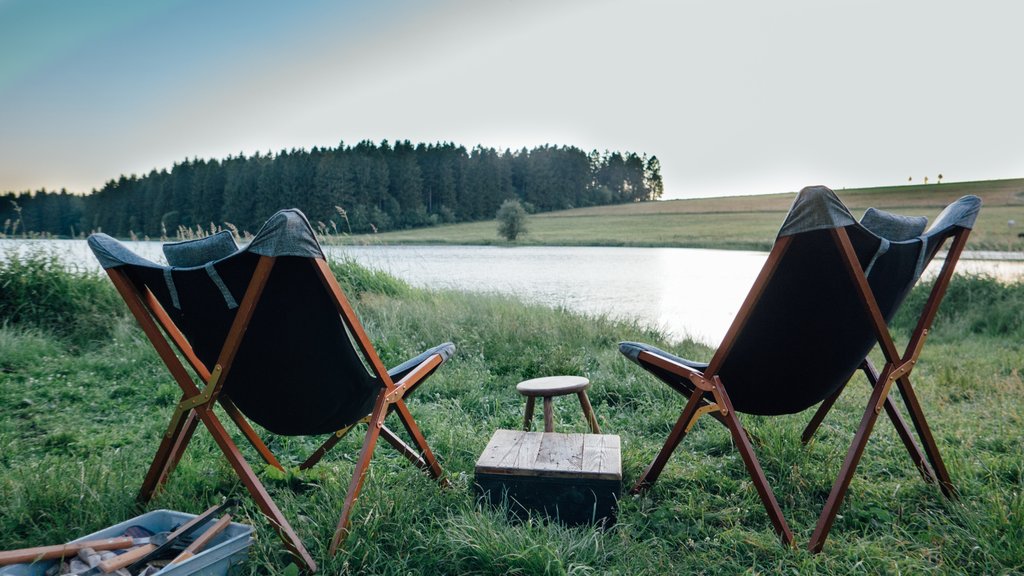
[577,391,601,434]
[220,397,285,472]
[809,367,891,553]
[895,377,956,498]
[801,363,934,483]
[157,410,202,491]
[631,390,704,494]
[139,408,199,503]
[330,398,387,555]
[855,361,936,484]
[379,424,429,471]
[542,397,554,432]
[299,421,361,471]
[199,406,317,572]
[879,392,936,484]
[522,396,535,431]
[393,400,444,481]
[719,399,794,546]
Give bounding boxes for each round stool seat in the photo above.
[516,375,600,434]
[516,375,590,397]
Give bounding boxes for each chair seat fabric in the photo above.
[88,209,455,435]
[621,187,980,416]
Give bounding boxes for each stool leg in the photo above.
[543,397,554,433]
[577,391,601,434]
[523,396,535,431]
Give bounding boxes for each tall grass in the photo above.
[893,273,1024,340]
[0,257,1021,574]
[0,248,123,348]
[328,256,411,298]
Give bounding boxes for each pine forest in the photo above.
[1,140,663,238]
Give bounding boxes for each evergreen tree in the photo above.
[599,151,628,203]
[389,140,426,227]
[222,153,261,233]
[645,155,664,200]
[312,146,352,228]
[3,139,662,237]
[624,153,646,202]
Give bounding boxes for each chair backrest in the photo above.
[88,209,381,436]
[714,186,980,416]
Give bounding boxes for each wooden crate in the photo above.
[474,429,622,525]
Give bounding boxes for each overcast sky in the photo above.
[2,0,1023,199]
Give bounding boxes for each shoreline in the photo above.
[4,236,1024,262]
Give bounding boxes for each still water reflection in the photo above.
[3,240,1022,346]
[330,245,766,345]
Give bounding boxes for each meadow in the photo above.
[1,249,1022,574]
[345,179,1024,252]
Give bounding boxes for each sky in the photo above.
[2,0,1023,199]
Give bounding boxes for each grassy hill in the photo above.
[343,178,1024,251]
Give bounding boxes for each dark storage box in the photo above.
[475,429,621,525]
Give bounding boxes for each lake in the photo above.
[3,240,1022,346]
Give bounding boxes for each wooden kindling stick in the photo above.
[169,514,233,565]
[0,538,136,566]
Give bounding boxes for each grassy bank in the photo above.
[1,252,1022,574]
[343,178,1024,252]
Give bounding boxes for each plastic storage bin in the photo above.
[0,509,253,576]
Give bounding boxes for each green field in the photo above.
[343,179,1024,252]
[1,251,1022,574]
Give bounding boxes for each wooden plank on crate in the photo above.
[534,433,583,475]
[476,430,621,481]
[581,434,621,479]
[475,429,543,472]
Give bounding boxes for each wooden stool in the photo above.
[517,375,601,434]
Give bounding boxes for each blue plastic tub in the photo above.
[0,509,253,576]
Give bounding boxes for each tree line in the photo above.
[1,140,663,238]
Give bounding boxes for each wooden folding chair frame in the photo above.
[629,224,969,552]
[104,256,448,572]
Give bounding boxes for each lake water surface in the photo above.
[3,240,1022,346]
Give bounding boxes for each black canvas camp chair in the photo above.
[620,186,980,551]
[88,209,455,572]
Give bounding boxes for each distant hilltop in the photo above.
[347,178,1024,252]
[562,178,1024,217]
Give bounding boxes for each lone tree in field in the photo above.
[496,198,528,241]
